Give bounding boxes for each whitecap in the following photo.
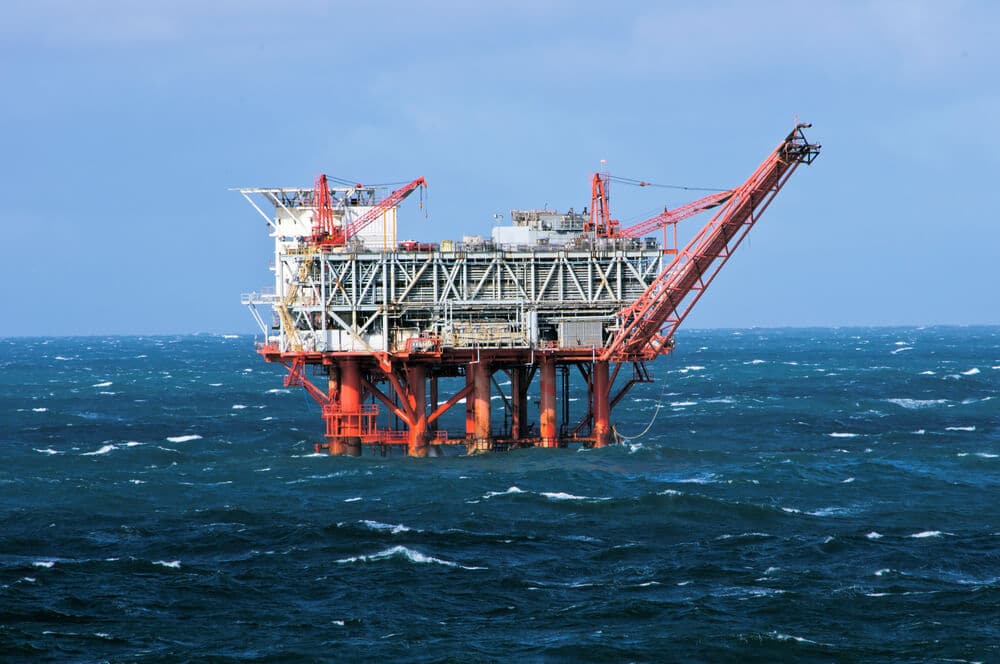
[332,620,345,626]
[541,492,589,501]
[209,383,223,387]
[893,341,909,346]
[359,520,415,534]
[92,381,113,388]
[31,407,48,413]
[676,473,717,484]
[781,507,802,514]
[231,404,247,410]
[166,435,202,443]
[344,497,363,502]
[866,531,883,539]
[912,429,926,435]
[82,444,117,456]
[125,441,142,447]
[657,489,683,496]
[975,452,998,459]
[827,432,859,438]
[154,560,181,568]
[266,388,290,394]
[222,334,239,339]
[747,359,766,365]
[886,398,947,409]
[336,545,484,570]
[919,370,935,375]
[33,560,55,568]
[945,426,976,432]
[874,568,892,576]
[891,347,913,354]
[34,448,62,455]
[809,507,850,517]
[910,530,943,538]
[961,368,980,376]
[483,486,524,499]
[684,365,705,371]
[842,477,855,483]
[771,632,818,645]
[54,356,71,361]
[129,479,145,485]
[670,401,697,407]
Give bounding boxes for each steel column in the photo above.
[592,360,611,448]
[406,364,428,457]
[539,358,558,447]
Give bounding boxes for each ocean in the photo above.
[1,327,997,661]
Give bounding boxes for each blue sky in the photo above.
[2,1,997,335]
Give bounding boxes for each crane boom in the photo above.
[619,190,733,238]
[343,176,427,242]
[602,124,820,362]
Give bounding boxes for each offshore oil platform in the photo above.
[239,124,819,456]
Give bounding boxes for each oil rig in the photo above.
[239,124,819,456]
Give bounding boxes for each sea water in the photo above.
[1,328,997,660]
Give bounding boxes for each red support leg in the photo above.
[339,358,363,456]
[592,360,611,448]
[406,364,428,457]
[470,361,492,453]
[539,358,558,447]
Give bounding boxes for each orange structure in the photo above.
[240,125,819,455]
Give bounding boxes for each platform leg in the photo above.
[539,358,558,447]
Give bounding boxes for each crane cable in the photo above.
[612,368,671,443]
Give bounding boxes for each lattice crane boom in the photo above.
[619,190,734,238]
[343,176,427,242]
[601,124,820,362]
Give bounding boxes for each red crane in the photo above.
[602,123,820,362]
[619,190,733,239]
[343,176,427,243]
[311,175,427,246]
[583,173,620,238]
[311,174,342,244]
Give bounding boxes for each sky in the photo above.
[2,0,998,335]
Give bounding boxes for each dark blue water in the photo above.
[2,328,998,661]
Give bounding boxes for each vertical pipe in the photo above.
[465,367,475,441]
[473,360,492,447]
[406,364,428,457]
[511,367,527,441]
[539,357,557,447]
[592,360,611,448]
[429,373,438,434]
[325,366,344,455]
[339,358,362,456]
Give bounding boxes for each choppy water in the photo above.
[2,328,998,661]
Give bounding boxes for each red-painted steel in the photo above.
[602,124,820,362]
[619,190,733,239]
[343,176,426,242]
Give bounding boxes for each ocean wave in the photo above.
[886,398,948,409]
[541,492,593,501]
[359,520,418,535]
[154,560,181,568]
[31,407,48,412]
[961,368,980,375]
[945,426,976,432]
[166,435,202,443]
[82,444,117,456]
[336,545,485,570]
[910,530,945,538]
[483,486,525,499]
[890,347,913,354]
[34,448,62,455]
[866,532,883,539]
[826,432,860,438]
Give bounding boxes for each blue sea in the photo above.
[2,327,998,661]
